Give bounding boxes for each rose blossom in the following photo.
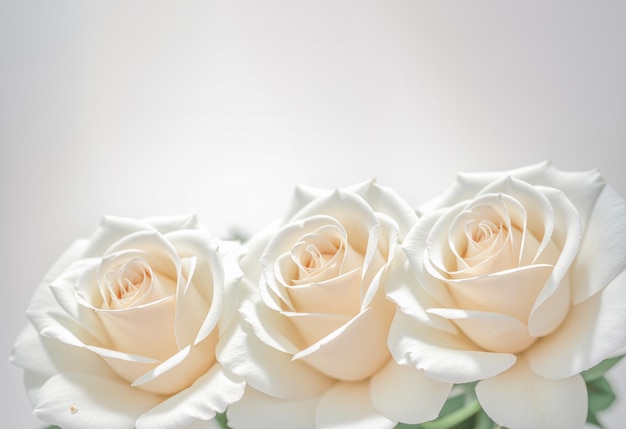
[11,215,246,429]
[217,180,453,428]
[388,162,626,429]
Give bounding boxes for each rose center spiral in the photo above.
[105,257,153,309]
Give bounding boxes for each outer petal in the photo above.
[475,356,588,429]
[346,179,418,239]
[10,323,117,380]
[526,268,626,379]
[82,215,200,258]
[385,254,458,334]
[33,372,163,429]
[370,359,452,424]
[135,364,245,429]
[402,209,457,307]
[420,161,604,220]
[227,386,319,429]
[315,381,395,429]
[389,311,516,383]
[571,184,626,303]
[419,162,556,213]
[216,320,334,399]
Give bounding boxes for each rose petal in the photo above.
[33,372,162,429]
[216,320,334,399]
[402,209,457,307]
[288,190,380,265]
[315,381,396,429]
[131,334,217,395]
[226,386,319,429]
[475,356,587,429]
[526,267,626,379]
[82,215,200,258]
[285,268,362,316]
[443,264,553,323]
[427,308,536,354]
[240,299,302,354]
[420,161,603,220]
[82,216,157,258]
[214,240,247,335]
[527,186,582,336]
[11,323,117,380]
[571,184,626,303]
[135,364,245,429]
[95,295,178,361]
[475,176,556,267]
[346,179,418,240]
[261,216,347,312]
[293,305,394,381]
[284,311,351,347]
[370,360,452,424]
[48,270,110,343]
[385,255,458,334]
[388,311,516,383]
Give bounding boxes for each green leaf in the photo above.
[585,375,617,429]
[582,355,624,382]
[215,412,230,429]
[421,399,481,429]
[587,376,616,413]
[473,410,497,429]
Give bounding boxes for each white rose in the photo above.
[389,162,626,429]
[11,215,246,429]
[217,180,453,429]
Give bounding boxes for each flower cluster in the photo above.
[11,162,626,429]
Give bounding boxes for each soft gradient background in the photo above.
[1,1,625,428]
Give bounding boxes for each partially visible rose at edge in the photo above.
[388,161,626,429]
[10,215,246,429]
[217,180,454,429]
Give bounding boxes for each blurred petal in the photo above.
[370,360,452,424]
[227,386,319,429]
[526,268,626,379]
[389,311,515,383]
[136,365,245,429]
[316,381,395,429]
[33,372,162,429]
[476,356,587,429]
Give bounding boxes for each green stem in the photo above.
[421,399,482,429]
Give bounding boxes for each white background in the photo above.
[1,1,625,428]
